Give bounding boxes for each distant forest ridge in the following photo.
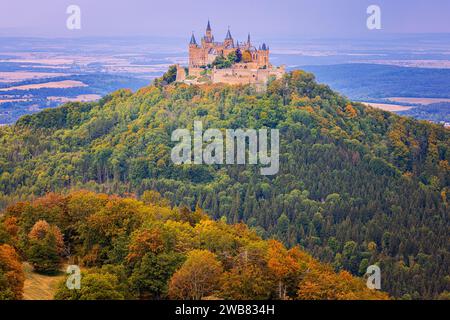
[301,64,450,100]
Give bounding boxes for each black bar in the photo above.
[0,300,446,319]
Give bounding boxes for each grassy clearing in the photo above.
[22,262,66,300]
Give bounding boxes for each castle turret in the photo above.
[257,43,269,68]
[202,20,214,48]
[224,27,234,48]
[225,28,232,40]
[189,33,198,47]
[189,32,203,68]
[205,20,213,42]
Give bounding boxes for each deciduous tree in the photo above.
[0,244,24,300]
[168,250,223,300]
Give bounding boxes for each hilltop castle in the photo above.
[176,21,285,88]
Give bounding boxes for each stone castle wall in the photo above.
[211,65,285,86]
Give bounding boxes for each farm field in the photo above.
[360,102,413,112]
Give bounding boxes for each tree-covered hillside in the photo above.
[0,191,388,300]
[0,70,448,299]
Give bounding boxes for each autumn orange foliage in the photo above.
[0,244,25,299]
[28,220,64,255]
[1,191,390,300]
[168,250,223,300]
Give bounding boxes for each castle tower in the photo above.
[206,20,212,39]
[202,20,214,49]
[224,27,234,48]
[257,43,269,68]
[189,32,202,68]
[189,33,198,48]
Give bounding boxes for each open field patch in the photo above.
[360,102,413,112]
[47,94,101,103]
[0,80,87,92]
[0,72,69,83]
[22,262,66,300]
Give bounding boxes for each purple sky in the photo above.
[1,0,450,38]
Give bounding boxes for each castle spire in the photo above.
[205,20,213,42]
[190,32,197,45]
[247,33,251,45]
[225,27,233,40]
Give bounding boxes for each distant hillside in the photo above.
[399,102,450,123]
[301,64,450,100]
[0,70,448,299]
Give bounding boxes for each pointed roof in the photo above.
[247,33,251,44]
[190,33,197,45]
[225,27,233,40]
[206,20,211,32]
[261,43,267,50]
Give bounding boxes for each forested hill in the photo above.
[0,191,388,300]
[0,70,449,299]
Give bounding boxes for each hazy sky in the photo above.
[1,0,450,39]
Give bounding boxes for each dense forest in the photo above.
[0,191,387,300]
[0,70,448,299]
